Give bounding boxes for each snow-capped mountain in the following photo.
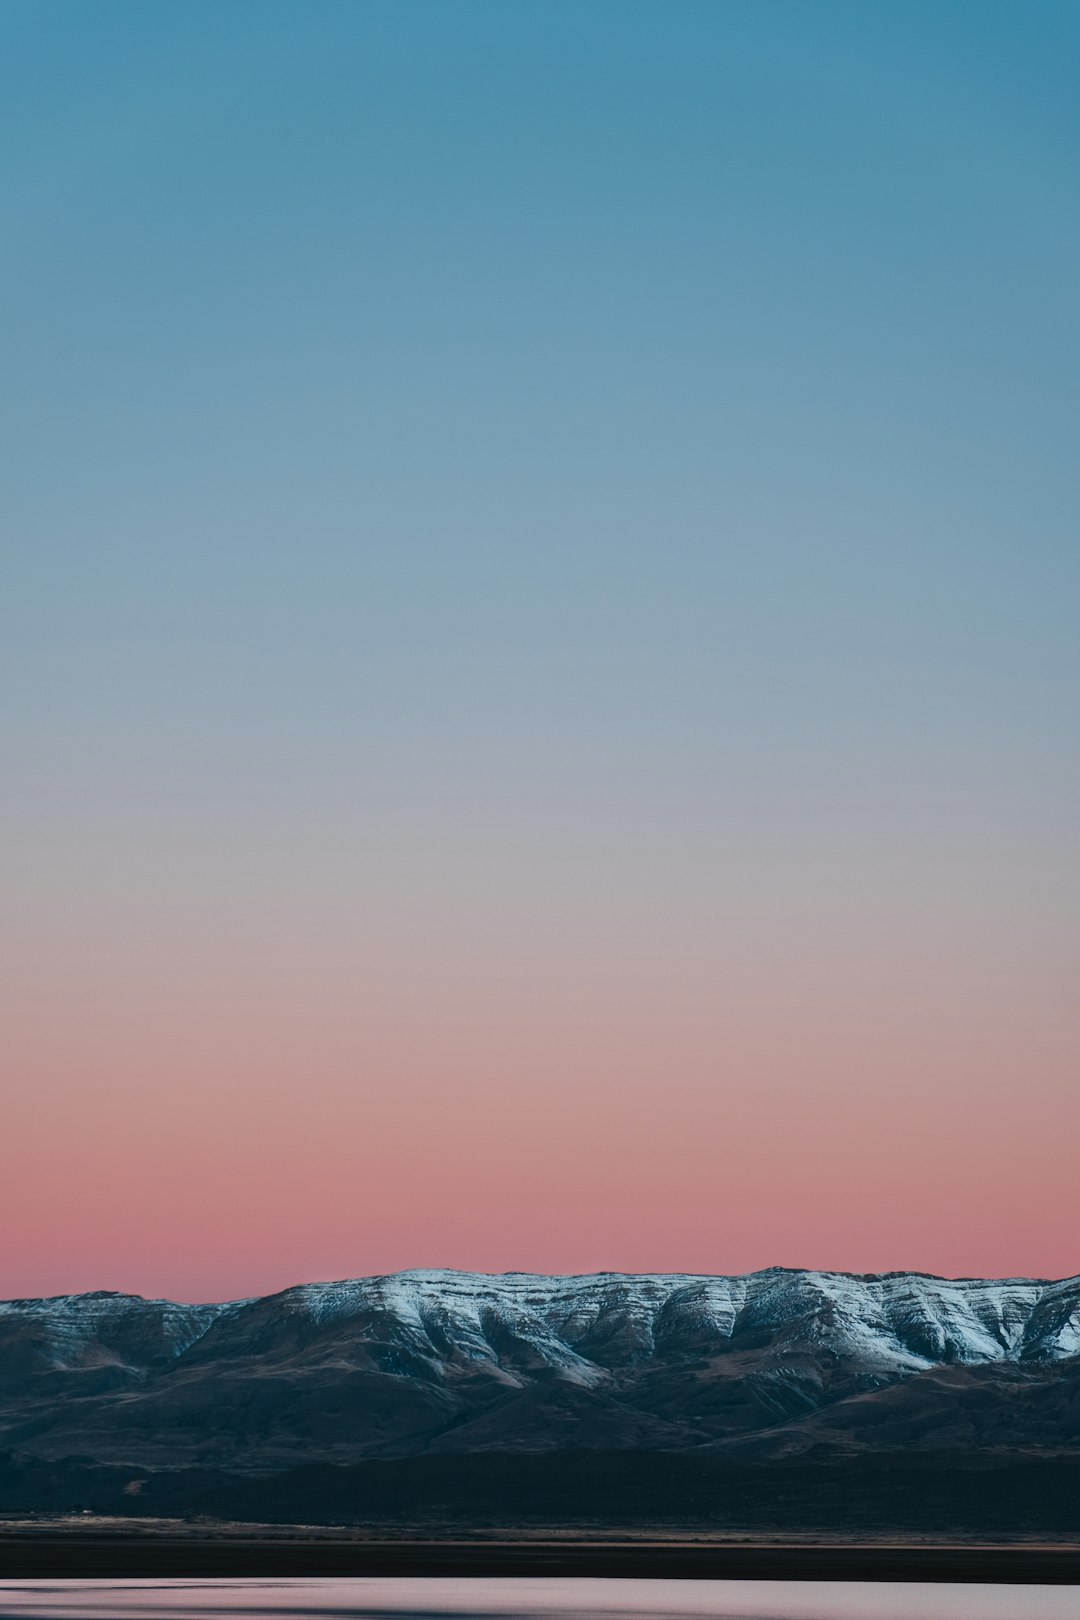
[1,1268,1078,1470]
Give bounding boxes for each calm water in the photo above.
[0,1580,1076,1619]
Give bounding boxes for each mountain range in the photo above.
[2,1267,1079,1482]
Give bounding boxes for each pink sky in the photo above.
[5,841,1077,1302]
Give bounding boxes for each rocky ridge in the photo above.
[1,1268,1077,1470]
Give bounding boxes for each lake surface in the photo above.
[0,1579,1076,1619]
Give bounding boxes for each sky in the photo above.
[2,0,1078,1302]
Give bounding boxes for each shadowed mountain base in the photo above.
[2,1449,1080,1539]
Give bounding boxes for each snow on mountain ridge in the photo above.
[260,1268,1080,1372]
[2,1270,1078,1380]
[0,1291,235,1376]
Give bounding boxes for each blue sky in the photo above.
[6,0,1078,879]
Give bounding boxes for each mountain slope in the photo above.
[1,1268,1077,1471]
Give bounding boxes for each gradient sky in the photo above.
[3,1,1079,1302]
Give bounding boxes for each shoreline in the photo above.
[1,1529,1078,1583]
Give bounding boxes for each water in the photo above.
[0,1580,1075,1619]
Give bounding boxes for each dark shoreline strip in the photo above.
[1,1539,1079,1583]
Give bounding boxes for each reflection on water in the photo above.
[0,1580,1075,1620]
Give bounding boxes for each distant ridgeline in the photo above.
[2,1269,1078,1531]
